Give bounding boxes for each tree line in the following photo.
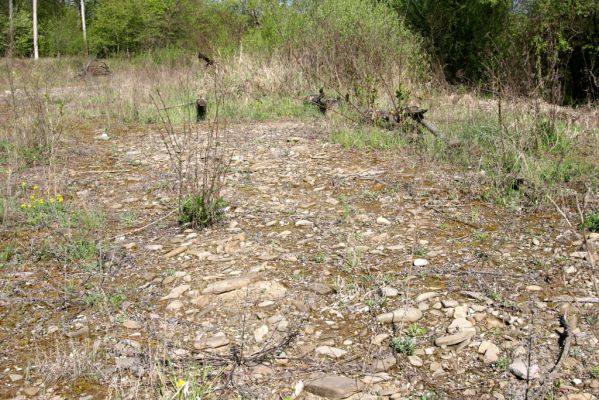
[0,0,597,104]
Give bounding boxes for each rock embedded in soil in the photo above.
[371,355,396,372]
[413,258,429,267]
[380,287,399,297]
[161,284,190,300]
[305,375,362,399]
[508,359,539,380]
[408,355,423,367]
[315,346,348,358]
[376,216,391,225]
[415,292,439,303]
[122,319,141,329]
[377,308,422,324]
[254,325,269,343]
[194,332,229,350]
[23,386,40,397]
[166,300,184,311]
[434,330,475,346]
[202,275,255,294]
[310,282,335,295]
[144,244,163,251]
[164,245,188,258]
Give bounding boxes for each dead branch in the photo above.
[531,313,573,400]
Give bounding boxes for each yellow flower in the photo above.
[176,379,186,389]
[21,203,27,209]
[56,194,64,203]
[21,182,27,189]
[27,203,33,209]
[33,185,39,191]
[38,199,44,205]
[49,198,55,204]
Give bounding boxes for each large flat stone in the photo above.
[305,375,362,399]
[202,275,256,294]
[376,308,422,324]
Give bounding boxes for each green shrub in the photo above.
[179,194,227,229]
[581,211,599,233]
[391,337,415,355]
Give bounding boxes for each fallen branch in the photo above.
[531,313,573,400]
[547,296,599,303]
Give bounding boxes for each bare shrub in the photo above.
[151,73,231,230]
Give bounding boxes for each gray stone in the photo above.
[509,359,539,380]
[161,284,190,300]
[305,375,362,399]
[194,333,229,350]
[315,346,347,358]
[434,329,475,346]
[310,283,335,295]
[415,292,439,303]
[376,308,422,324]
[202,276,255,294]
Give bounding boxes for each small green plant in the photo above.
[313,253,327,263]
[343,246,361,272]
[497,355,510,370]
[414,246,427,257]
[83,291,104,307]
[339,194,352,221]
[590,365,599,379]
[179,194,227,229]
[119,211,138,226]
[362,190,378,201]
[391,337,415,355]
[406,323,427,337]
[109,290,127,309]
[581,210,599,233]
[474,231,490,241]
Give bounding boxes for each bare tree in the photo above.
[80,0,88,56]
[8,0,14,57]
[32,0,39,60]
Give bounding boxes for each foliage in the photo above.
[391,337,415,355]
[179,194,227,229]
[581,211,599,233]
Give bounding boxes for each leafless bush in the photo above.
[151,73,231,229]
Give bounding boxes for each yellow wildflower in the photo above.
[56,194,64,203]
[38,199,44,205]
[21,203,27,209]
[49,198,55,204]
[176,379,186,389]
[33,185,39,191]
[21,182,27,189]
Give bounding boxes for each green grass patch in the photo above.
[331,126,405,150]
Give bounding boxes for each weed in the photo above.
[391,337,415,355]
[343,246,361,272]
[119,211,138,226]
[591,365,599,379]
[581,210,599,233]
[83,291,104,307]
[362,190,378,201]
[339,194,352,221]
[157,365,217,399]
[179,195,227,229]
[474,231,490,241]
[331,126,405,150]
[108,290,127,309]
[66,237,97,262]
[406,323,427,337]
[497,355,510,370]
[414,246,427,257]
[313,253,327,263]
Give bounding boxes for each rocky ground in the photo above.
[1,120,598,399]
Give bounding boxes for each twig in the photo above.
[531,313,573,400]
[426,205,481,230]
[102,208,177,242]
[73,169,131,174]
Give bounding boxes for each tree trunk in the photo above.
[32,0,39,60]
[80,0,88,57]
[8,0,14,57]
